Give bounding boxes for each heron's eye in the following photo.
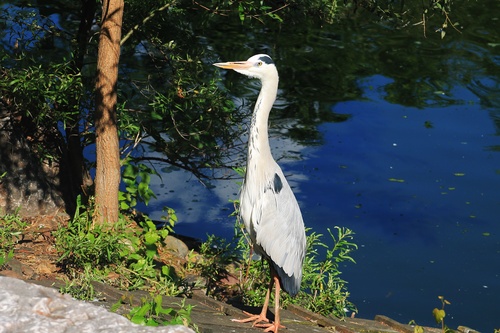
[257,61,263,67]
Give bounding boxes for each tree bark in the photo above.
[94,0,124,224]
[61,0,98,215]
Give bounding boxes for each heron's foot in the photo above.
[232,311,285,332]
[256,321,285,333]
[232,311,269,326]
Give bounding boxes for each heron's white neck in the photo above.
[247,74,279,165]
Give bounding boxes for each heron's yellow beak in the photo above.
[213,61,252,70]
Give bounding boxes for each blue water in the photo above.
[143,72,499,331]
[139,20,500,329]
[300,75,500,329]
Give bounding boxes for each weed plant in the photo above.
[432,296,454,333]
[198,213,358,318]
[240,225,358,318]
[0,208,26,267]
[297,227,358,317]
[54,195,179,300]
[410,296,454,333]
[118,294,195,328]
[193,234,240,295]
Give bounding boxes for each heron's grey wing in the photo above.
[252,166,306,295]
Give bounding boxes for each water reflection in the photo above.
[145,64,499,331]
[182,7,500,330]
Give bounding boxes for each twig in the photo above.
[121,2,174,46]
[443,10,462,34]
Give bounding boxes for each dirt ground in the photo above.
[1,214,68,281]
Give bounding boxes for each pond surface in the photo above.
[141,4,500,331]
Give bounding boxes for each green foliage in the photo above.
[127,218,165,278]
[5,62,82,121]
[194,0,342,25]
[409,320,425,333]
[120,158,158,210]
[1,61,84,162]
[59,265,98,301]
[194,234,240,294]
[140,54,241,176]
[238,257,269,307]
[0,5,68,57]
[222,193,357,316]
[234,222,358,318]
[0,250,14,268]
[160,206,178,235]
[54,196,179,299]
[368,0,460,38]
[417,0,460,39]
[1,3,249,199]
[0,209,27,267]
[235,1,284,23]
[432,296,453,333]
[297,227,357,317]
[122,295,195,328]
[411,296,454,333]
[55,196,124,270]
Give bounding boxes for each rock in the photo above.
[164,235,190,259]
[0,107,65,217]
[0,276,194,333]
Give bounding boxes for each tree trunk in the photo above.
[94,0,124,224]
[61,0,98,215]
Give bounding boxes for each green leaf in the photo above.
[151,111,163,120]
[123,164,138,179]
[432,308,446,323]
[86,233,95,242]
[125,186,138,194]
[144,231,159,245]
[238,3,245,22]
[161,265,171,277]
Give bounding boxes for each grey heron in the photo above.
[214,54,306,333]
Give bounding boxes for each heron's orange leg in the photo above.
[258,273,285,333]
[232,274,273,325]
[233,269,286,333]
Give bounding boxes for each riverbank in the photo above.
[0,221,481,333]
[0,273,481,333]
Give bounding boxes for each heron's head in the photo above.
[213,54,277,81]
